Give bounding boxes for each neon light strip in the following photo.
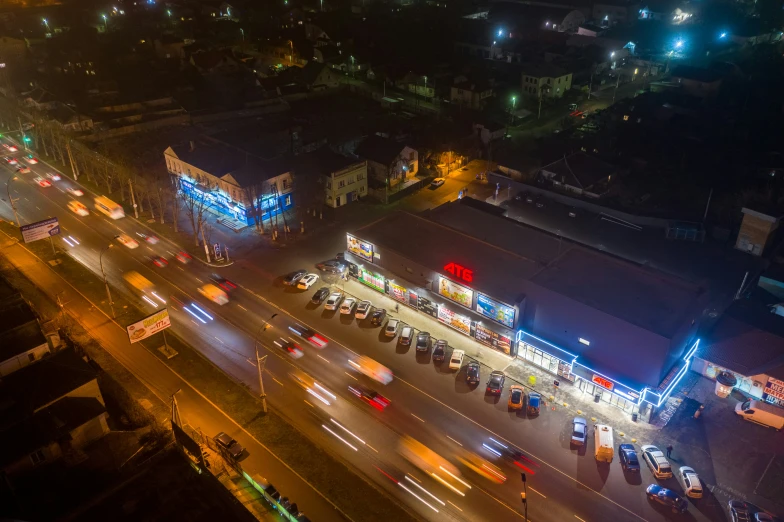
[518,330,578,359]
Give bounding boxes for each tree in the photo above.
[241,181,266,234]
[179,177,214,248]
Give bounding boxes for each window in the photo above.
[557,78,561,83]
[326,181,332,189]
[30,450,46,465]
[282,178,290,190]
[358,173,365,180]
[285,195,291,206]
[28,352,36,362]
[187,168,191,176]
[338,180,345,188]
[348,177,355,184]
[547,78,551,84]
[360,185,365,192]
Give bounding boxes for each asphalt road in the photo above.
[0,140,729,522]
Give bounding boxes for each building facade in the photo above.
[521,65,572,98]
[325,160,368,208]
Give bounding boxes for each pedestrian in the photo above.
[666,444,673,459]
[395,303,399,313]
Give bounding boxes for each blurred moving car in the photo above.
[283,269,307,286]
[433,339,447,362]
[466,361,480,384]
[297,273,319,289]
[67,188,84,197]
[136,233,159,244]
[646,484,688,514]
[288,323,328,348]
[197,284,229,305]
[210,274,237,292]
[116,234,139,249]
[348,356,393,384]
[215,432,245,459]
[45,172,61,181]
[24,155,38,164]
[324,291,344,310]
[355,300,372,320]
[311,286,330,304]
[508,385,525,410]
[349,384,391,411]
[458,452,507,483]
[175,251,192,264]
[370,308,387,326]
[67,200,89,216]
[274,337,304,358]
[571,417,587,446]
[34,176,50,186]
[486,371,505,395]
[449,349,465,370]
[151,256,168,268]
[619,444,640,472]
[18,166,31,174]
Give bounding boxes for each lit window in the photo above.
[579,338,590,346]
[623,115,629,121]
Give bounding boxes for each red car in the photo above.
[349,385,391,411]
[209,274,237,292]
[34,176,51,187]
[6,157,18,165]
[175,251,192,264]
[151,256,169,268]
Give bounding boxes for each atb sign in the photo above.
[126,308,171,344]
[20,217,60,244]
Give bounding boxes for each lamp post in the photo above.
[254,313,278,413]
[520,473,528,521]
[101,14,108,31]
[99,243,115,318]
[5,175,20,226]
[508,95,517,131]
[42,18,50,33]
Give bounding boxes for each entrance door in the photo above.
[335,195,342,207]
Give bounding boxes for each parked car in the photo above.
[215,432,244,459]
[449,349,465,370]
[486,371,505,394]
[283,269,307,285]
[311,286,330,304]
[355,300,372,319]
[430,178,446,188]
[619,444,640,472]
[641,445,673,479]
[384,318,400,337]
[316,259,347,274]
[527,392,541,416]
[508,385,525,410]
[297,273,319,289]
[466,362,480,384]
[370,309,387,326]
[415,332,431,352]
[324,292,344,310]
[340,297,357,315]
[676,466,703,499]
[399,325,415,345]
[646,484,688,514]
[728,500,781,522]
[571,417,587,446]
[432,339,447,362]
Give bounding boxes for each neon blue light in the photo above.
[571,361,643,403]
[684,338,700,360]
[518,330,578,359]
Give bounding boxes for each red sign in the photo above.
[444,262,473,283]
[592,374,614,391]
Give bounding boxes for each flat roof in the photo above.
[0,321,47,362]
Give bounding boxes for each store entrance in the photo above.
[578,380,635,414]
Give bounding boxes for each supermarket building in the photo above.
[345,199,707,422]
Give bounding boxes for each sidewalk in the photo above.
[0,230,350,522]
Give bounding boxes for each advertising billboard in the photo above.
[476,293,516,329]
[417,295,438,318]
[125,308,171,344]
[388,281,407,303]
[438,276,473,309]
[474,324,512,354]
[20,217,60,244]
[359,267,385,292]
[347,234,374,262]
[437,306,471,336]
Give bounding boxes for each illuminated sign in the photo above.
[474,324,512,354]
[591,374,614,391]
[444,262,473,283]
[359,268,384,293]
[347,234,373,262]
[388,281,407,303]
[438,276,473,308]
[437,306,471,336]
[476,293,515,329]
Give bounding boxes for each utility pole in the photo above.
[520,473,528,521]
[702,187,713,222]
[6,175,21,225]
[128,179,139,218]
[171,388,182,427]
[254,314,278,414]
[66,141,79,180]
[588,71,593,100]
[18,117,27,151]
[99,244,115,318]
[612,73,621,104]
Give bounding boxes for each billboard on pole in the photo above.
[126,308,171,344]
[20,217,60,244]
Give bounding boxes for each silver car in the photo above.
[324,291,344,311]
[355,300,372,319]
[384,319,400,337]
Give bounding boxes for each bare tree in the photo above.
[180,177,214,247]
[241,181,266,234]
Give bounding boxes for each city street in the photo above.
[0,137,735,522]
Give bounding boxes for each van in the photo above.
[198,284,229,305]
[735,399,784,430]
[594,424,614,463]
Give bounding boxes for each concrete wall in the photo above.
[0,343,50,377]
[34,379,104,412]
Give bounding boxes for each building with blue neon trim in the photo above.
[347,199,707,421]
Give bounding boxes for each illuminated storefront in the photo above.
[179,178,292,226]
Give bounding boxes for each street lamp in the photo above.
[520,473,528,521]
[99,243,116,318]
[101,14,107,31]
[5,175,20,226]
[42,18,50,33]
[254,313,278,414]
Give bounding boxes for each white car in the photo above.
[45,172,61,181]
[297,273,319,289]
[340,297,357,315]
[67,188,84,197]
[324,291,343,311]
[676,466,703,499]
[67,200,89,216]
[116,234,139,249]
[641,445,673,479]
[448,349,465,370]
[24,156,39,164]
[355,300,372,319]
[384,318,400,337]
[430,178,445,188]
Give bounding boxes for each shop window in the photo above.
[285,195,291,206]
[30,450,46,465]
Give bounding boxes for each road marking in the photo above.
[272,377,284,386]
[411,413,425,423]
[447,501,463,512]
[407,474,422,483]
[304,400,314,408]
[367,444,379,453]
[446,436,462,446]
[36,206,40,210]
[317,354,330,363]
[245,358,257,367]
[528,486,546,498]
[190,320,199,327]
[195,277,204,283]
[214,336,224,344]
[237,304,248,311]
[574,516,586,522]
[177,266,184,271]
[344,372,358,381]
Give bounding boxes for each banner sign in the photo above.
[388,281,407,303]
[476,293,515,329]
[359,267,385,292]
[417,296,438,318]
[438,276,473,309]
[126,308,171,344]
[20,217,60,243]
[437,306,471,336]
[474,324,512,353]
[347,234,374,262]
[764,377,784,406]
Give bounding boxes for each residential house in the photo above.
[521,63,573,98]
[294,148,368,208]
[670,65,723,99]
[735,207,781,257]
[48,103,93,132]
[730,20,784,47]
[539,152,617,196]
[0,347,109,476]
[276,61,341,91]
[20,87,59,111]
[153,35,188,61]
[189,50,240,75]
[0,36,27,65]
[593,0,640,26]
[451,80,494,110]
[164,138,294,226]
[355,135,418,188]
[397,72,435,100]
[0,300,51,377]
[473,120,506,144]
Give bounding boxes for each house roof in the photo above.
[671,65,723,84]
[521,62,570,79]
[0,300,37,335]
[540,152,617,190]
[0,348,98,428]
[292,148,364,179]
[169,141,242,178]
[278,61,329,87]
[355,135,408,166]
[699,291,784,380]
[190,50,235,71]
[0,321,47,363]
[0,397,106,469]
